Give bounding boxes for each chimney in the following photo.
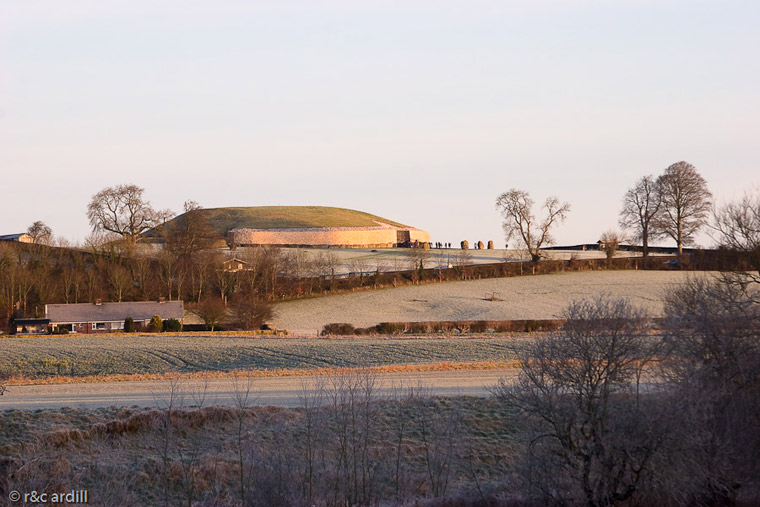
[158,297,166,303]
[95,299,102,306]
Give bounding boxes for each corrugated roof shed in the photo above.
[46,301,184,323]
[0,233,32,242]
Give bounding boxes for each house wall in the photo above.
[57,319,156,333]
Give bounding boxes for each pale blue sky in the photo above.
[2,1,758,247]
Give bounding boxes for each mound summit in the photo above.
[163,206,430,248]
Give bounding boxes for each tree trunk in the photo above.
[677,217,683,259]
[642,225,649,258]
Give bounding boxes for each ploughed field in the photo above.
[0,335,523,380]
[272,270,707,332]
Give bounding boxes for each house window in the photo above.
[112,321,124,330]
[95,322,106,330]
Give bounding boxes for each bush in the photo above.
[321,323,355,336]
[376,322,406,335]
[148,315,163,333]
[124,317,135,333]
[52,327,69,335]
[229,292,273,330]
[196,298,227,331]
[460,240,469,250]
[162,318,182,332]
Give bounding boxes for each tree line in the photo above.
[496,160,716,261]
[2,167,757,331]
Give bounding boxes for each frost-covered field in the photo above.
[0,335,520,379]
[229,246,650,275]
[273,270,709,333]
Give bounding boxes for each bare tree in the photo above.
[162,200,216,260]
[495,189,570,262]
[195,297,226,331]
[157,250,178,301]
[599,230,626,265]
[405,247,431,283]
[347,256,370,285]
[322,370,383,506]
[26,221,53,245]
[230,373,255,505]
[662,276,760,505]
[713,190,760,288]
[417,399,460,498]
[87,184,174,255]
[656,162,712,259]
[229,290,274,330]
[495,296,663,506]
[106,263,132,302]
[618,175,662,257]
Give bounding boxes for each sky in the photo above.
[2,1,759,248]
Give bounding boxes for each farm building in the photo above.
[28,300,185,334]
[0,233,33,243]
[222,257,250,272]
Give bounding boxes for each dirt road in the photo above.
[0,369,516,410]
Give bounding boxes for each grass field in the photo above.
[273,270,708,332]
[2,394,518,505]
[0,335,524,381]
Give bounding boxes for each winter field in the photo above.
[272,270,709,333]
[232,246,654,275]
[0,335,524,381]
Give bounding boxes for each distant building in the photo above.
[222,257,250,272]
[0,233,33,243]
[14,300,184,334]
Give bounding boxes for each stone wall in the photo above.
[228,226,430,247]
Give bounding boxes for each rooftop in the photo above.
[46,301,184,323]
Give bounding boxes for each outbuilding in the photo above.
[0,233,34,243]
[13,318,50,334]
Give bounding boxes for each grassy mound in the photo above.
[151,206,411,239]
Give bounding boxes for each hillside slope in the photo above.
[272,270,707,333]
[150,206,412,239]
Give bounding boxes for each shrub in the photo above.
[460,240,469,250]
[124,317,135,333]
[487,240,494,249]
[321,323,355,336]
[376,322,406,335]
[52,327,69,335]
[196,298,227,331]
[229,292,273,330]
[162,318,182,332]
[148,315,163,333]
